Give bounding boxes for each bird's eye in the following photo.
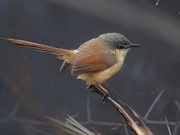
[117,45,125,49]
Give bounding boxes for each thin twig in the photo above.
[144,120,179,126]
[10,101,22,118]
[173,99,180,135]
[144,89,165,119]
[172,123,180,135]
[25,126,54,135]
[123,120,129,135]
[87,92,91,121]
[165,116,172,135]
[125,103,153,135]
[174,99,180,111]
[106,96,145,135]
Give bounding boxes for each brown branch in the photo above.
[106,96,147,135]
[125,103,153,135]
[90,85,153,135]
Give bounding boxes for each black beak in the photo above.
[126,43,143,48]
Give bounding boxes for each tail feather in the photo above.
[3,38,78,71]
[3,38,70,55]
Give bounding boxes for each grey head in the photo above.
[98,33,141,50]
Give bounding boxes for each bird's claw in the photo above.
[91,88,103,96]
[87,85,110,103]
[101,93,110,104]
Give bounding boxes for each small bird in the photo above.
[4,33,141,99]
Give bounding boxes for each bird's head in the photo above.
[99,33,142,51]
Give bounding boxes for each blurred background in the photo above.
[0,0,180,134]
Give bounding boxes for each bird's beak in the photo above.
[126,43,142,48]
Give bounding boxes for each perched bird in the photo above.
[4,33,142,99]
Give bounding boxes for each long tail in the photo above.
[3,38,77,71]
[3,38,71,56]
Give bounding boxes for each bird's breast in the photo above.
[78,59,123,85]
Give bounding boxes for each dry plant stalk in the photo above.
[91,86,154,135]
[44,87,154,135]
[44,115,99,135]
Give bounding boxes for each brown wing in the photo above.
[71,50,117,76]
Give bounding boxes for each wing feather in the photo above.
[71,50,117,76]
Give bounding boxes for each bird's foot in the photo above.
[87,85,110,103]
[87,85,103,96]
[97,84,110,103]
[101,93,110,104]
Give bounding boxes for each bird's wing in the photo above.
[71,50,117,76]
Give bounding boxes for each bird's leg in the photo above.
[97,84,109,95]
[87,85,103,96]
[87,84,110,103]
[97,84,110,102]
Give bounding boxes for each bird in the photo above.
[3,33,142,99]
